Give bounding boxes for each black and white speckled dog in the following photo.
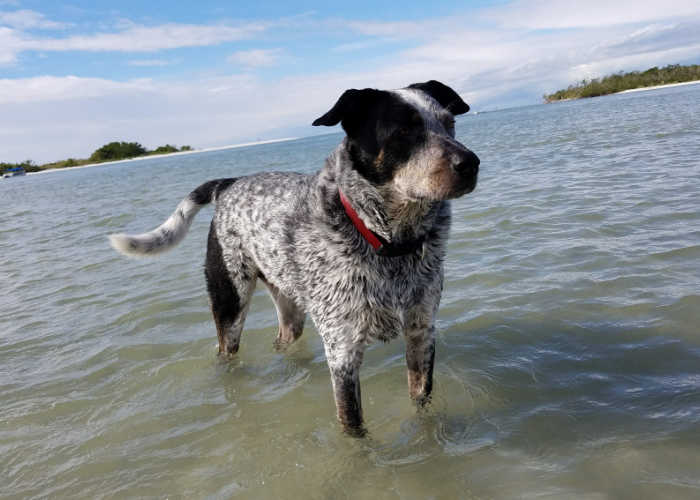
[109,80,479,435]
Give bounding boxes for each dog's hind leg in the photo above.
[205,222,257,356]
[260,279,306,348]
[405,328,436,406]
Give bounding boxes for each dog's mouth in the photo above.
[399,170,478,202]
[433,165,479,201]
[453,171,478,197]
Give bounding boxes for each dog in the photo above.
[109,80,479,436]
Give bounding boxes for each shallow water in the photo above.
[2,85,699,499]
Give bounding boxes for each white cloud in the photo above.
[0,19,270,66]
[0,25,21,63]
[481,0,700,29]
[346,20,427,38]
[23,22,266,52]
[227,48,282,68]
[0,9,69,29]
[0,75,156,103]
[600,22,700,55]
[128,58,175,67]
[332,40,379,52]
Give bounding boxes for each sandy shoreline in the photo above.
[615,79,700,94]
[28,137,298,176]
[545,79,700,103]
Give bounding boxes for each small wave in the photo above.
[649,245,700,260]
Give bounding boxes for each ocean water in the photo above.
[1,84,699,499]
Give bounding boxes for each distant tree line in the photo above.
[544,64,700,102]
[1,142,194,175]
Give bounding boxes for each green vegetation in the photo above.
[90,141,148,162]
[150,144,179,155]
[544,64,700,102]
[1,142,195,175]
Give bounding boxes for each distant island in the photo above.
[544,64,700,102]
[1,141,193,175]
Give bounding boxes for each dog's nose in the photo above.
[453,150,480,176]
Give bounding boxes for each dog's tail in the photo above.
[109,178,236,257]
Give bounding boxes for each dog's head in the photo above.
[313,80,479,201]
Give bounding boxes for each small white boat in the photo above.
[2,167,26,178]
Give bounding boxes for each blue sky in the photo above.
[2,0,700,163]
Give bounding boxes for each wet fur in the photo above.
[109,81,479,436]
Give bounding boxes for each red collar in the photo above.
[338,189,384,251]
[338,189,429,257]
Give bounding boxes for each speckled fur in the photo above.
[109,81,480,436]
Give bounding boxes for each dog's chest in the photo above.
[306,253,441,342]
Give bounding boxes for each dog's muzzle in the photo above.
[449,145,479,195]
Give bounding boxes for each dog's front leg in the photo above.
[405,327,436,406]
[323,339,366,436]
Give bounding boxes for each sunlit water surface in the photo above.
[2,85,699,499]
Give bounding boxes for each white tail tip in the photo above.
[108,233,142,257]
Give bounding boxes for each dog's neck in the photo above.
[376,186,436,241]
[322,141,440,254]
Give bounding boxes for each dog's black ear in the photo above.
[408,80,470,115]
[312,88,385,136]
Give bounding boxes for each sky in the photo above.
[2,0,700,163]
